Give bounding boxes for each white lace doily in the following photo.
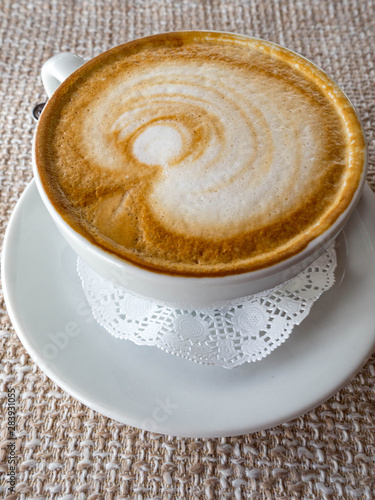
[77,245,336,369]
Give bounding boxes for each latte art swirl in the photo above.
[36,33,365,276]
[81,64,325,237]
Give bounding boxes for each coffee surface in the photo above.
[35,32,365,276]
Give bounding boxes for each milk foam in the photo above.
[80,60,325,237]
[133,125,183,166]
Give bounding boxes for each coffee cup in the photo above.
[32,32,367,308]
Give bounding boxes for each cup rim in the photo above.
[32,30,368,285]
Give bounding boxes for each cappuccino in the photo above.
[35,32,366,276]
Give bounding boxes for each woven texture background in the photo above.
[1,0,375,498]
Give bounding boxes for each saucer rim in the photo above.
[2,180,375,438]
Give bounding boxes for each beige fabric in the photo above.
[1,0,374,498]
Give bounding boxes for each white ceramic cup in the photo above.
[32,40,367,309]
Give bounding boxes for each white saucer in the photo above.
[2,181,375,438]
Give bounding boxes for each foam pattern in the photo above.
[81,51,343,237]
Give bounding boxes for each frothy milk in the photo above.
[35,32,366,276]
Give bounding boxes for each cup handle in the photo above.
[41,52,85,98]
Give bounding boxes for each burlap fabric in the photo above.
[1,0,374,498]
